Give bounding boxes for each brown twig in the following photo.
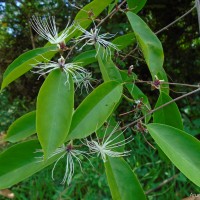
[120,87,200,130]
[137,80,200,88]
[145,174,179,194]
[155,5,196,35]
[122,43,139,61]
[96,0,127,28]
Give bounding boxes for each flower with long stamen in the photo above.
[30,15,75,50]
[36,143,91,185]
[75,23,120,58]
[74,72,99,94]
[85,122,133,162]
[31,56,89,85]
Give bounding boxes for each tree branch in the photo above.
[120,87,200,130]
[155,5,196,35]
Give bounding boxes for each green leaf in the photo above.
[0,140,61,189]
[153,92,183,130]
[1,46,57,90]
[96,45,122,82]
[73,0,113,33]
[72,33,136,68]
[127,0,147,13]
[44,0,114,46]
[37,69,74,159]
[105,157,146,200]
[126,12,169,93]
[5,111,36,143]
[67,81,123,140]
[73,50,96,67]
[147,123,200,187]
[112,33,135,50]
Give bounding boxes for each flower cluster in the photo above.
[37,122,132,185]
[29,15,119,92]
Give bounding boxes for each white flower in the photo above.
[31,56,89,85]
[84,122,133,162]
[75,23,120,58]
[30,15,75,50]
[36,143,91,185]
[74,72,99,94]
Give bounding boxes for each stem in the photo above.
[122,44,139,61]
[155,5,196,34]
[29,23,35,49]
[145,174,179,194]
[121,87,200,130]
[122,94,135,103]
[96,0,127,28]
[137,80,200,88]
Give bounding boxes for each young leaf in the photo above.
[5,111,36,143]
[0,140,62,189]
[126,12,169,93]
[153,92,183,130]
[105,157,146,200]
[1,46,57,90]
[147,123,200,187]
[37,69,74,159]
[67,81,123,140]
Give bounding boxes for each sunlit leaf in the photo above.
[5,111,36,143]
[1,46,57,90]
[37,69,74,159]
[0,140,61,189]
[126,12,169,93]
[147,123,200,187]
[67,81,123,140]
[153,92,183,130]
[105,157,146,200]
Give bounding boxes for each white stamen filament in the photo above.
[85,122,133,162]
[30,15,75,45]
[75,23,120,58]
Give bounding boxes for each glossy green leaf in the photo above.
[127,0,147,13]
[147,123,200,187]
[72,33,136,68]
[1,46,57,90]
[153,92,183,130]
[73,0,113,32]
[5,111,36,143]
[105,157,146,200]
[73,50,96,67]
[37,69,74,159]
[67,81,123,140]
[96,45,122,82]
[112,33,135,50]
[126,12,169,93]
[0,140,62,189]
